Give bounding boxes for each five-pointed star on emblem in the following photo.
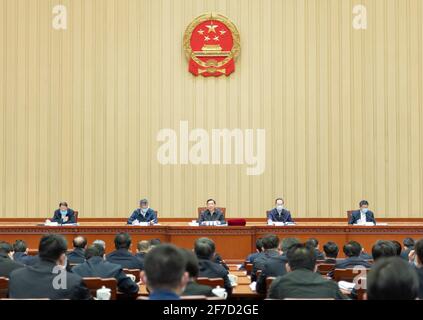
[204,36,210,41]
[220,30,226,35]
[205,22,218,33]
[197,29,204,35]
[213,36,219,41]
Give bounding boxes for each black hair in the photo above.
[206,199,216,204]
[274,198,284,204]
[343,241,362,257]
[13,240,27,253]
[359,200,369,207]
[286,243,316,271]
[85,244,105,259]
[114,232,131,250]
[149,239,162,247]
[38,234,68,262]
[367,257,419,300]
[262,234,279,250]
[305,238,319,248]
[371,240,397,261]
[0,241,13,254]
[280,237,300,253]
[255,238,264,252]
[391,240,402,256]
[403,237,415,249]
[194,238,214,260]
[144,244,186,291]
[414,238,423,265]
[180,249,199,278]
[323,241,339,259]
[59,202,68,207]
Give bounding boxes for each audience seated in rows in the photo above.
[12,240,38,266]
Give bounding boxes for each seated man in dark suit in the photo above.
[181,249,216,297]
[251,234,280,282]
[255,237,299,294]
[0,241,24,277]
[142,244,189,300]
[328,241,372,278]
[198,237,229,271]
[240,238,264,273]
[267,197,294,223]
[198,199,226,225]
[268,243,346,299]
[367,257,419,300]
[127,199,158,225]
[135,240,151,265]
[49,201,77,224]
[9,234,91,300]
[194,238,232,295]
[348,200,376,225]
[12,240,38,266]
[106,233,144,270]
[401,237,415,260]
[306,238,325,260]
[66,236,87,265]
[72,244,139,295]
[322,241,339,264]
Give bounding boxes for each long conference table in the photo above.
[1,218,423,261]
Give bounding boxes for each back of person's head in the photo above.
[305,238,319,249]
[255,238,264,252]
[114,233,131,250]
[403,237,415,249]
[414,238,423,265]
[73,236,87,249]
[85,244,105,260]
[0,241,13,255]
[137,240,151,253]
[372,240,397,261]
[280,237,300,253]
[323,241,339,259]
[180,249,199,278]
[93,240,106,250]
[194,238,214,260]
[286,243,316,271]
[13,240,27,253]
[143,244,187,292]
[367,257,419,300]
[391,240,402,256]
[262,234,279,250]
[150,239,162,247]
[343,241,362,257]
[38,234,67,263]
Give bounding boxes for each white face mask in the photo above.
[276,205,284,212]
[361,208,369,214]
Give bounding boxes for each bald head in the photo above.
[73,236,87,249]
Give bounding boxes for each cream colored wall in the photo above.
[0,0,422,218]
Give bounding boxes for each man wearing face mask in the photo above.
[267,198,294,223]
[348,200,376,225]
[127,199,158,225]
[50,202,76,225]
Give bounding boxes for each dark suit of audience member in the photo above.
[72,255,139,295]
[360,252,373,260]
[348,210,376,225]
[213,253,229,270]
[334,256,372,270]
[197,259,232,294]
[267,208,293,223]
[256,254,288,294]
[13,252,38,266]
[182,281,215,297]
[0,252,24,278]
[51,208,76,224]
[106,249,144,270]
[135,252,147,265]
[268,243,346,300]
[314,249,325,260]
[127,208,158,224]
[322,258,337,264]
[401,248,413,261]
[251,249,280,282]
[67,248,86,264]
[198,209,226,224]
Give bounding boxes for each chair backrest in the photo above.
[196,277,224,288]
[27,249,38,256]
[74,210,79,222]
[197,207,226,220]
[333,269,369,282]
[123,269,141,282]
[83,277,118,300]
[317,263,335,275]
[245,262,253,274]
[266,210,272,219]
[265,277,276,292]
[347,210,354,223]
[0,277,8,299]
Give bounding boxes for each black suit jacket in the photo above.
[197,258,232,294]
[182,281,215,297]
[328,256,372,278]
[72,256,139,295]
[51,208,76,224]
[106,249,144,270]
[9,260,91,300]
[198,209,226,224]
[256,254,288,294]
[401,248,412,261]
[13,252,39,266]
[251,250,279,282]
[267,208,294,223]
[348,210,376,225]
[268,269,346,299]
[67,248,86,264]
[0,253,24,278]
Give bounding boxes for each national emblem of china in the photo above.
[183,13,240,77]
